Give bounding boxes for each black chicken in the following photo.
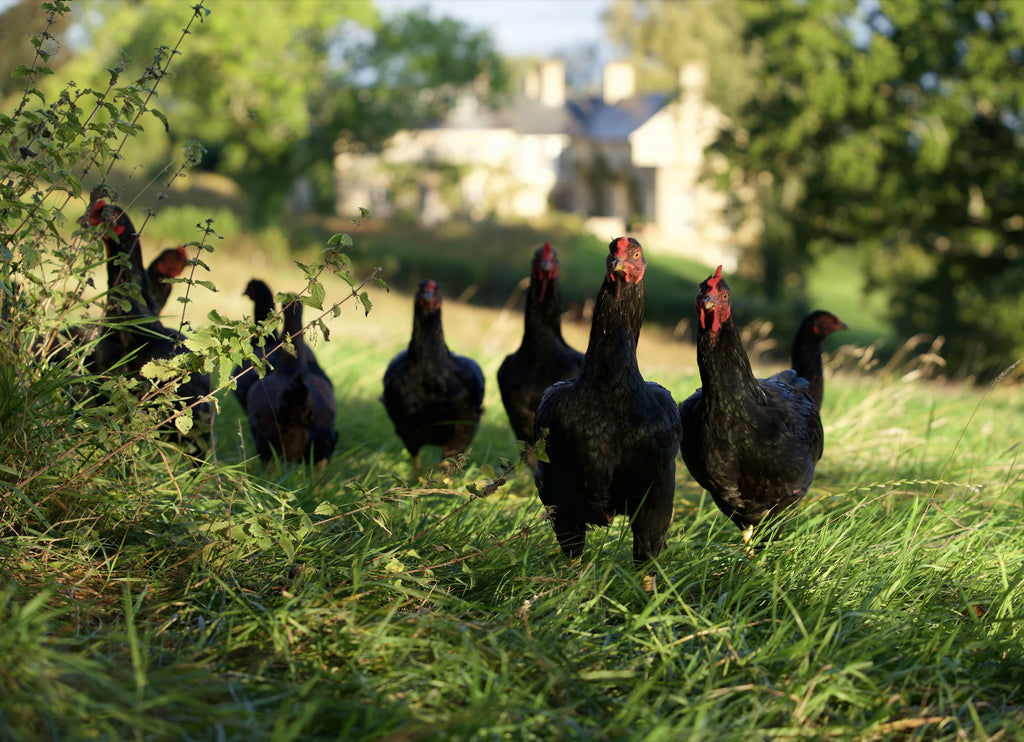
[498,243,584,444]
[382,279,485,468]
[245,297,337,468]
[81,198,211,443]
[147,246,189,314]
[533,237,681,576]
[678,267,824,548]
[790,310,847,411]
[232,279,277,412]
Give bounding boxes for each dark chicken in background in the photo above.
[382,279,485,468]
[498,242,584,443]
[147,246,189,314]
[679,267,824,548]
[80,197,211,445]
[789,310,847,411]
[533,237,681,582]
[245,297,337,469]
[232,279,277,412]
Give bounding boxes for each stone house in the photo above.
[334,59,737,268]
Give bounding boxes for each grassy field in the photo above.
[2,234,1023,741]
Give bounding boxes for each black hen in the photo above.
[679,267,824,547]
[232,279,277,411]
[382,279,485,468]
[498,242,584,443]
[245,298,337,468]
[147,246,189,314]
[533,237,681,574]
[80,198,211,443]
[790,310,847,411]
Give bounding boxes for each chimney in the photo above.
[539,59,566,107]
[523,67,540,100]
[679,60,708,98]
[603,61,635,105]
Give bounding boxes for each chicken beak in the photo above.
[699,297,716,330]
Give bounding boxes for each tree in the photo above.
[720,0,1024,378]
[0,0,70,102]
[601,0,762,118]
[49,1,507,222]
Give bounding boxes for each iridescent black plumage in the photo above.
[679,267,824,544]
[233,279,277,411]
[533,237,681,568]
[498,243,584,443]
[245,298,337,468]
[789,310,847,411]
[80,199,211,446]
[382,280,485,467]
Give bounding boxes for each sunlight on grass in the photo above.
[4,280,1023,738]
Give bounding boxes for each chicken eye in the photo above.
[632,250,641,259]
[721,292,729,301]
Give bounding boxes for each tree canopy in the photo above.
[602,0,762,117]
[46,1,507,222]
[715,0,1024,378]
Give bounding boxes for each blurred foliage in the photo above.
[0,0,71,100]
[602,0,763,118]
[45,1,508,224]
[716,0,1024,380]
[605,0,1024,377]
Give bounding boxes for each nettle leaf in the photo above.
[314,501,338,516]
[310,280,326,309]
[359,291,372,316]
[141,359,180,382]
[174,410,194,435]
[183,334,220,354]
[13,64,32,78]
[150,108,170,133]
[327,232,353,247]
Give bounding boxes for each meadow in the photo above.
[2,227,1023,740]
[2,3,1021,737]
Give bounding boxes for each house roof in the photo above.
[434,94,571,135]
[567,93,671,141]
[432,90,669,140]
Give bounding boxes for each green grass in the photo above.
[2,299,1022,740]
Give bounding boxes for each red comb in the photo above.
[706,265,724,289]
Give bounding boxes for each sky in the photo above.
[376,0,611,57]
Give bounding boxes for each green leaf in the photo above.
[359,291,372,316]
[314,501,338,516]
[174,411,194,435]
[150,108,170,133]
[141,359,179,382]
[183,335,220,353]
[309,280,326,310]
